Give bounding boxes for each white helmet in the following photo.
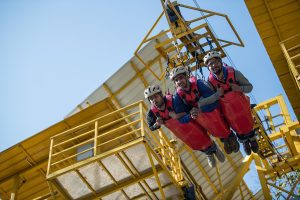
[144,84,162,99]
[203,51,221,65]
[169,66,188,81]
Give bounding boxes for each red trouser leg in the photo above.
[196,108,231,139]
[165,119,213,151]
[221,92,254,136]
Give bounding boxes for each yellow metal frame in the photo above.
[177,140,255,200]
[134,2,244,80]
[223,95,300,199]
[46,101,186,199]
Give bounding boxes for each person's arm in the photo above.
[146,110,160,131]
[197,80,223,107]
[173,94,192,124]
[234,70,253,93]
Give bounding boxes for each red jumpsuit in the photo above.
[176,76,231,139]
[151,95,212,150]
[208,66,254,135]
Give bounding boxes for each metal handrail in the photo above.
[47,101,183,185]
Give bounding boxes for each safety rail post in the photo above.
[94,120,99,156]
[139,102,145,137]
[47,138,54,176]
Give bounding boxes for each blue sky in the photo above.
[0,0,295,194]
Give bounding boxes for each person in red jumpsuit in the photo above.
[204,51,259,155]
[145,84,225,167]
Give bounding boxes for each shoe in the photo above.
[183,185,196,200]
[229,134,240,153]
[242,141,251,155]
[222,138,232,154]
[206,154,216,168]
[214,145,225,162]
[249,137,259,153]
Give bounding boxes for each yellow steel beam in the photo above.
[184,146,219,194]
[117,152,155,199]
[177,3,244,47]
[134,11,164,54]
[10,176,20,200]
[266,181,297,198]
[46,181,57,200]
[180,160,208,200]
[81,167,164,200]
[75,169,97,195]
[215,139,255,199]
[223,154,253,200]
[262,0,282,41]
[103,83,122,109]
[286,176,300,200]
[155,24,207,49]
[144,143,166,199]
[238,185,245,200]
[130,61,148,87]
[0,187,10,199]
[96,160,130,200]
[130,182,174,200]
[32,191,58,200]
[144,141,184,196]
[253,154,272,200]
[0,159,47,185]
[263,154,300,177]
[277,95,293,124]
[215,164,223,196]
[50,179,71,200]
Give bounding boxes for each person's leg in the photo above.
[213,142,226,162]
[228,131,240,153]
[202,142,225,167]
[236,133,251,155]
[197,109,232,154]
[220,137,232,154]
[248,130,259,153]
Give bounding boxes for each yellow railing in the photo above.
[224,95,300,200]
[280,33,300,91]
[46,101,184,187]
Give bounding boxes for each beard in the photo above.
[213,67,222,75]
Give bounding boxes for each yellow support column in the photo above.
[253,154,272,200]
[223,155,253,200]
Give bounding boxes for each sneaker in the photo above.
[222,138,232,154]
[249,138,259,153]
[229,134,240,153]
[207,154,216,168]
[242,141,251,155]
[183,185,196,200]
[214,145,225,162]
